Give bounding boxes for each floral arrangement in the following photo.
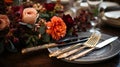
[0,0,92,53]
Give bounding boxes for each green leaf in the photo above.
[13,0,21,6]
[40,13,50,18]
[26,36,33,44]
[42,33,50,43]
[26,35,39,46]
[67,28,73,36]
[39,25,46,34]
[26,24,33,28]
[39,13,51,21]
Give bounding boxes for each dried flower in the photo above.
[46,16,67,40]
[35,19,46,31]
[54,3,64,12]
[22,8,38,24]
[33,3,45,12]
[0,15,10,30]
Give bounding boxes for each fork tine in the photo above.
[84,33,97,47]
[85,33,95,43]
[85,32,101,47]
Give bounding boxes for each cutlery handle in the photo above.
[68,47,95,61]
[21,43,56,54]
[22,38,88,54]
[49,43,82,57]
[57,46,86,59]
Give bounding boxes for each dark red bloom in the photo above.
[62,14,75,28]
[74,10,92,32]
[13,37,19,43]
[11,6,23,22]
[44,3,55,11]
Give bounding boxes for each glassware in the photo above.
[67,0,82,17]
[73,0,82,9]
[87,0,103,32]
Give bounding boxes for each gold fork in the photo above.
[65,32,101,61]
[49,32,99,57]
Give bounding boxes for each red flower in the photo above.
[46,16,67,40]
[62,14,75,28]
[44,3,55,11]
[11,6,23,22]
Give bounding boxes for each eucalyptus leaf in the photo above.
[40,13,50,18]
[26,24,33,28]
[6,40,18,52]
[39,13,50,21]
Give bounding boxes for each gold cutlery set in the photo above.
[49,32,118,61]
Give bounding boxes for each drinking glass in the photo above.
[87,0,103,32]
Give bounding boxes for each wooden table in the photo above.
[0,23,120,67]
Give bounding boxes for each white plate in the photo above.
[102,10,120,27]
[104,11,120,19]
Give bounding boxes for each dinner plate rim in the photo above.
[102,17,120,28]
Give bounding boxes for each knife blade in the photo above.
[95,36,118,49]
[66,36,118,61]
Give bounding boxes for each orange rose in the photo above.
[46,16,67,40]
[0,15,10,30]
[22,8,38,24]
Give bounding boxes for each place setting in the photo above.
[10,0,120,64]
[0,0,120,66]
[48,31,120,64]
[99,1,120,28]
[101,10,120,27]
